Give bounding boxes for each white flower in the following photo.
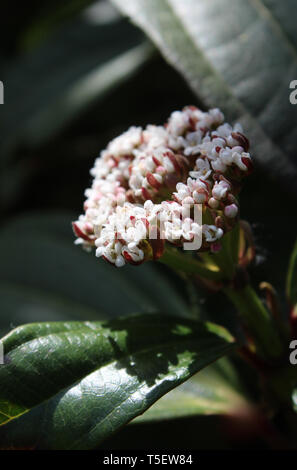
[105,126,142,157]
[203,225,224,243]
[73,106,251,266]
[190,158,211,179]
[212,180,230,200]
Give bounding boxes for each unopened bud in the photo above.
[224,204,238,218]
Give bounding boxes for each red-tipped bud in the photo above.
[231,132,250,152]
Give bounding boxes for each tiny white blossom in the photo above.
[73,106,251,266]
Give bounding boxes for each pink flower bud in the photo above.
[224,204,238,218]
[73,106,251,267]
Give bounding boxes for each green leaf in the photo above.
[20,0,97,50]
[0,315,235,449]
[111,0,297,195]
[133,357,249,422]
[287,238,297,307]
[0,212,190,337]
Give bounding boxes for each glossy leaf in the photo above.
[111,0,297,195]
[0,315,235,449]
[133,357,249,422]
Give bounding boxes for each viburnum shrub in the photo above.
[0,107,296,450]
[71,106,297,445]
[1,0,297,452]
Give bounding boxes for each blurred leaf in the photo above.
[111,0,297,196]
[1,10,152,161]
[0,212,190,336]
[0,282,104,338]
[133,357,249,422]
[0,315,235,449]
[21,0,100,50]
[287,237,297,307]
[0,0,94,55]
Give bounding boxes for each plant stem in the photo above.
[160,246,284,361]
[223,284,284,361]
[159,246,222,280]
[160,240,296,441]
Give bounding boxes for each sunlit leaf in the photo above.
[0,315,235,449]
[133,357,249,422]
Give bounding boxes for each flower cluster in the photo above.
[73,106,252,267]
